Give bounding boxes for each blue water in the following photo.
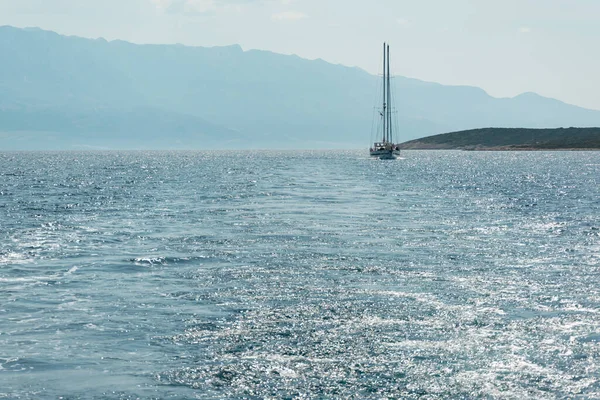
[1,150,599,399]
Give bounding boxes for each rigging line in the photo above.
[389,75,397,143]
[370,106,378,145]
[391,77,401,144]
[370,53,385,146]
[387,43,391,143]
[382,42,387,143]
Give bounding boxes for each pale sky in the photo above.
[1,0,599,110]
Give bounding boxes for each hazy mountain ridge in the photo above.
[0,106,244,150]
[399,127,600,150]
[2,25,600,149]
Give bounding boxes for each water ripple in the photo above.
[0,150,599,398]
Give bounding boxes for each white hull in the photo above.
[370,149,400,160]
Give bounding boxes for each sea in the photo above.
[0,150,599,399]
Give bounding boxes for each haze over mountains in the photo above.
[2,25,600,150]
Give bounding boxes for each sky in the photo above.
[1,0,599,110]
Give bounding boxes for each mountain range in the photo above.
[2,25,600,150]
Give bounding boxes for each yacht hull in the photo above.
[370,149,400,160]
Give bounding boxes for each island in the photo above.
[398,127,600,150]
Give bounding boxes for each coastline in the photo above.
[399,145,600,151]
[398,127,600,151]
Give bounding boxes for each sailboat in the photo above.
[370,42,400,160]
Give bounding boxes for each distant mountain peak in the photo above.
[208,43,243,52]
[515,91,543,99]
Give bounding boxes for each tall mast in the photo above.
[387,44,392,143]
[382,42,386,142]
